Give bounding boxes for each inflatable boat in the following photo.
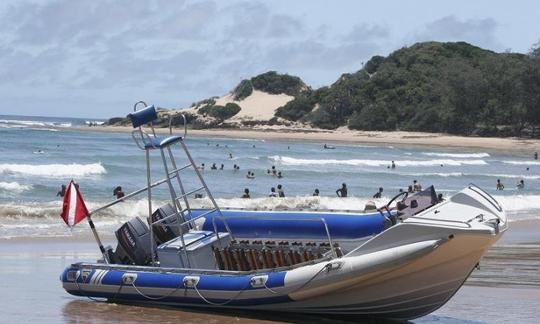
[60,104,507,320]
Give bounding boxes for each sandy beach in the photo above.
[74,125,540,153]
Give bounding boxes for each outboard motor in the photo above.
[150,203,188,244]
[114,217,153,265]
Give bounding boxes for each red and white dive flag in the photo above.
[61,180,89,227]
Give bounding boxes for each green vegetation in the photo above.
[198,102,241,120]
[277,41,540,137]
[233,80,253,101]
[232,71,307,100]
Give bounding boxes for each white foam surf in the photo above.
[493,195,540,211]
[0,182,32,193]
[0,119,72,128]
[404,172,540,180]
[2,194,540,238]
[422,152,490,158]
[269,155,488,167]
[0,162,106,177]
[502,160,540,166]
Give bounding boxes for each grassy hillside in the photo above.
[276,41,540,137]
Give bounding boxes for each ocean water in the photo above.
[1,114,539,239]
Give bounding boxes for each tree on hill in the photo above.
[232,71,307,100]
[276,41,540,137]
[198,102,241,121]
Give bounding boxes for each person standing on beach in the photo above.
[277,184,285,197]
[336,183,347,197]
[496,179,504,190]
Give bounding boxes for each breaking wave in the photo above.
[1,194,540,238]
[502,160,540,166]
[0,182,32,193]
[269,155,488,167]
[421,152,490,158]
[0,119,72,128]
[404,172,540,180]
[0,162,106,177]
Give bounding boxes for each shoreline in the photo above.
[71,125,540,152]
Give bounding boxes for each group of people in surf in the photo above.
[242,184,286,199]
[496,179,526,190]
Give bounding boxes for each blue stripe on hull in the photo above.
[62,266,286,291]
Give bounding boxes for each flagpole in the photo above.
[86,214,110,264]
[61,180,110,264]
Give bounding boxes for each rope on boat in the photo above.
[263,262,331,295]
[130,280,184,301]
[192,283,250,306]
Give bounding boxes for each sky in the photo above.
[0,0,539,118]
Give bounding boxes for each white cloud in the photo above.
[411,15,502,50]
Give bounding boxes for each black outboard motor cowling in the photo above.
[151,204,187,244]
[114,217,153,265]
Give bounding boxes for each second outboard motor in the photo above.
[115,217,153,265]
[150,203,187,244]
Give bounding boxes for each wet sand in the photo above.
[1,220,539,323]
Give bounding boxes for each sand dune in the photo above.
[215,90,294,121]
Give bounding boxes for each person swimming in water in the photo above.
[277,184,285,197]
[56,184,66,197]
[211,163,217,170]
[246,171,255,179]
[391,161,396,169]
[413,180,422,192]
[241,188,250,198]
[373,187,383,198]
[517,179,525,189]
[277,171,283,178]
[313,188,320,196]
[113,186,125,199]
[336,183,347,197]
[496,179,504,190]
[269,187,277,197]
